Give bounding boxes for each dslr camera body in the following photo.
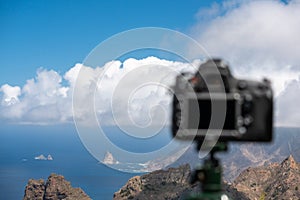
[172,59,273,142]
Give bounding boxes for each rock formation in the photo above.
[173,128,300,182]
[103,151,119,165]
[114,155,300,200]
[113,164,245,200]
[232,155,300,200]
[113,164,194,200]
[23,173,91,200]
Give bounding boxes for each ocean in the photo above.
[0,124,172,200]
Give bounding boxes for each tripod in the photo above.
[186,142,231,200]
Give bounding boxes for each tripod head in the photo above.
[187,142,231,200]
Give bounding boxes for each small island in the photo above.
[103,151,119,165]
[34,154,53,161]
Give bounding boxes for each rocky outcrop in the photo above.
[114,156,300,200]
[103,151,119,165]
[224,183,250,200]
[113,164,246,200]
[113,164,195,200]
[232,155,300,200]
[23,173,91,200]
[174,128,300,182]
[23,179,46,200]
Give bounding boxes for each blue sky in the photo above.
[0,0,219,86]
[0,0,300,127]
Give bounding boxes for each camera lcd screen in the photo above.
[187,98,236,130]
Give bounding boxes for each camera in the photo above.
[172,58,273,142]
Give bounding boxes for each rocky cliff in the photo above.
[23,173,91,200]
[114,156,300,200]
[173,128,300,182]
[113,164,195,200]
[113,164,248,200]
[232,155,300,200]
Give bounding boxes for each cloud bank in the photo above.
[0,57,198,125]
[193,0,300,126]
[1,0,299,127]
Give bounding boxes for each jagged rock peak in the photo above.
[23,173,91,200]
[281,155,298,169]
[233,155,300,200]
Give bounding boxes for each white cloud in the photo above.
[1,0,299,127]
[91,57,198,127]
[192,0,300,126]
[0,68,73,123]
[196,0,251,21]
[0,84,21,106]
[193,0,300,93]
[276,76,300,127]
[64,63,82,86]
[0,57,198,126]
[1,54,299,127]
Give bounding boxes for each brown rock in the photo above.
[114,156,300,200]
[113,164,193,200]
[224,182,250,200]
[23,179,45,200]
[113,164,244,200]
[232,155,300,200]
[23,173,91,200]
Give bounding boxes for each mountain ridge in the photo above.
[173,128,300,182]
[232,155,300,199]
[114,155,300,200]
